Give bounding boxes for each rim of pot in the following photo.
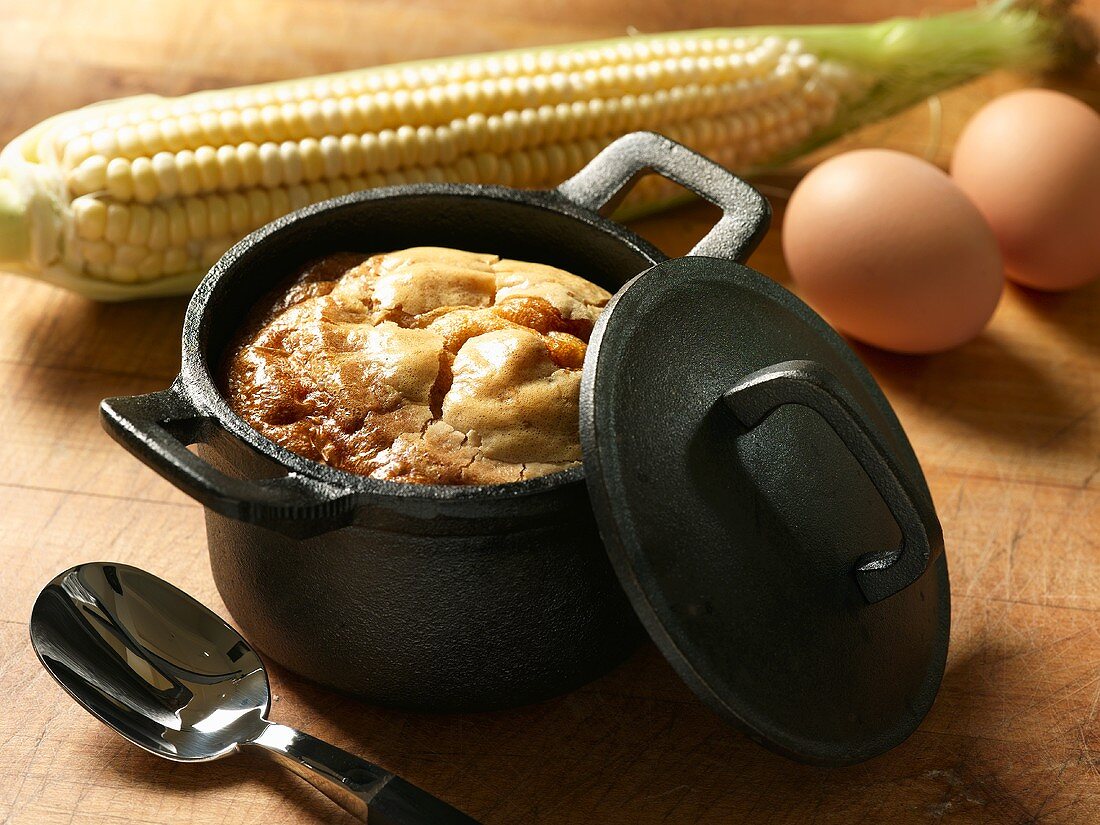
[178,182,666,506]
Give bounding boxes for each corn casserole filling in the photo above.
[222,246,611,485]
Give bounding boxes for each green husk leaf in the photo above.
[772,0,1091,163]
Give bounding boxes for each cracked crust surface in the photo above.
[221,247,611,485]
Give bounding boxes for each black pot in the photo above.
[102,132,949,766]
[99,133,767,711]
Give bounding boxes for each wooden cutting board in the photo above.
[0,1,1096,822]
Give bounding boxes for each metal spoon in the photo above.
[29,562,478,824]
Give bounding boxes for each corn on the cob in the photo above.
[0,2,1085,300]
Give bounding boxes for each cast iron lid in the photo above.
[578,255,950,766]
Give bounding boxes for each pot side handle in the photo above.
[556,131,770,262]
[100,385,356,539]
[722,359,944,604]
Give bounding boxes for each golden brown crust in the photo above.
[220,247,610,485]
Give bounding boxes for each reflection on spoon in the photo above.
[30,562,478,824]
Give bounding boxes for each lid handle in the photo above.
[557,131,770,261]
[722,359,943,604]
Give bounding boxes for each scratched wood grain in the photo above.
[0,1,1097,823]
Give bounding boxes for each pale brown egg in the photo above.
[782,149,1004,354]
[951,89,1100,292]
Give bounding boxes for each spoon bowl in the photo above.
[31,563,268,760]
[30,562,476,823]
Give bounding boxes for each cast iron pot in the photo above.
[100,132,771,712]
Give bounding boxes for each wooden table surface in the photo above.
[1,1,1097,823]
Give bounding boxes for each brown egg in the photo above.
[783,149,1004,354]
[951,89,1100,292]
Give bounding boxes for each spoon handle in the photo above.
[250,722,478,824]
